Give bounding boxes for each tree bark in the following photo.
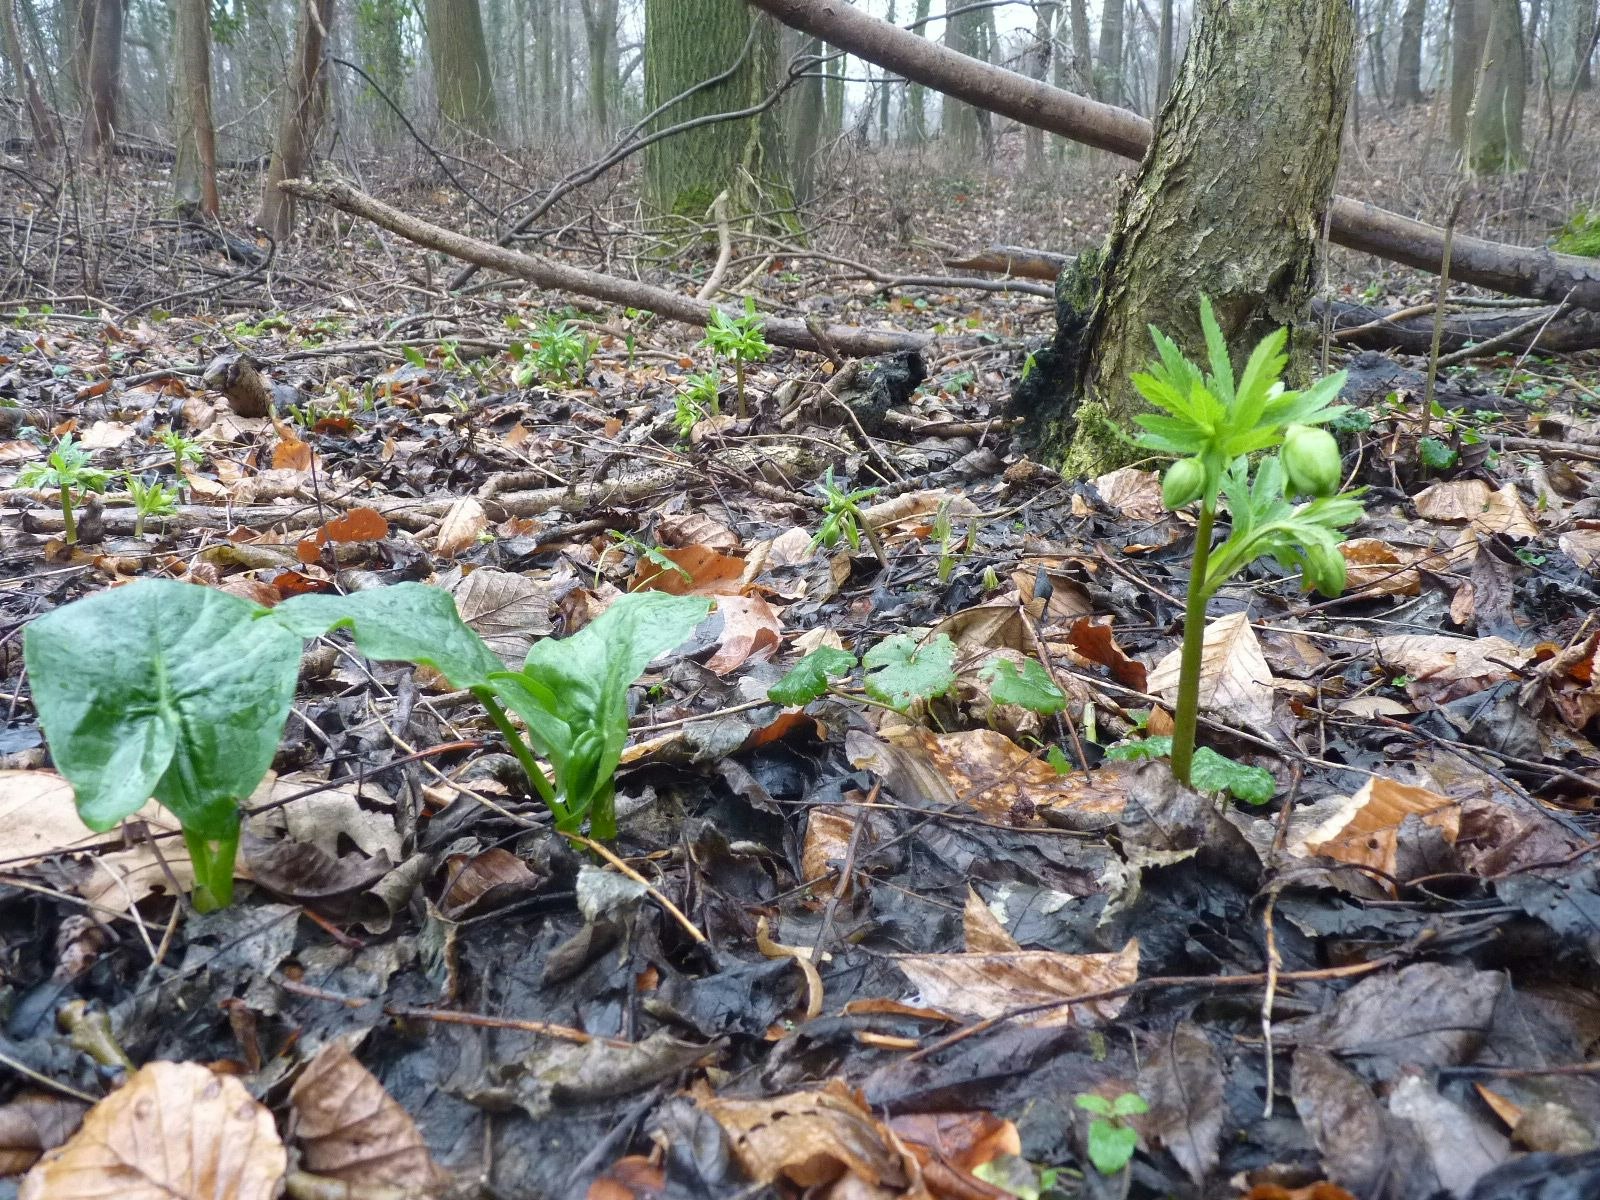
[1024,1,1057,169]
[0,0,54,151]
[425,0,497,137]
[1094,0,1124,103]
[739,0,1600,311]
[1451,0,1485,145]
[943,2,987,154]
[579,0,619,140]
[79,0,121,155]
[1394,0,1425,103]
[257,0,333,242]
[1036,0,1354,474]
[643,0,787,216]
[907,0,931,139]
[1470,0,1526,172]
[277,177,930,356]
[172,0,218,215]
[1155,0,1174,106]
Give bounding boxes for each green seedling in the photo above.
[1074,1091,1147,1175]
[609,531,690,587]
[673,371,722,438]
[1134,298,1365,792]
[156,429,207,468]
[699,297,770,418]
[809,468,885,564]
[24,581,709,909]
[126,476,180,536]
[18,435,114,544]
[512,317,596,387]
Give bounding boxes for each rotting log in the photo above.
[278,179,931,357]
[743,0,1600,312]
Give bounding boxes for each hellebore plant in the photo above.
[1133,299,1365,791]
[699,297,770,418]
[18,435,114,545]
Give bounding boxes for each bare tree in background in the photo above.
[79,0,122,154]
[0,0,55,151]
[1470,0,1525,171]
[173,0,219,215]
[1395,0,1426,103]
[425,0,498,137]
[578,0,619,140]
[1095,0,1124,103]
[1450,0,1485,145]
[258,0,334,241]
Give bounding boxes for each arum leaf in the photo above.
[769,646,857,706]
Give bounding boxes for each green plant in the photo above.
[126,476,179,536]
[1134,299,1365,791]
[18,435,114,544]
[1074,1091,1147,1175]
[512,317,596,387]
[673,371,722,438]
[24,582,709,909]
[1554,206,1600,257]
[932,498,968,584]
[699,297,770,418]
[156,429,207,468]
[809,468,885,563]
[610,531,690,586]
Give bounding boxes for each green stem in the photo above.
[59,488,75,544]
[735,359,747,418]
[1171,503,1216,787]
[475,687,564,819]
[183,821,238,912]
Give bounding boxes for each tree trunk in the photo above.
[1451,0,1485,145]
[943,3,986,153]
[0,0,54,150]
[1024,1,1057,168]
[907,0,931,139]
[1068,0,1093,91]
[258,0,333,242]
[1031,0,1355,475]
[1470,0,1525,171]
[1394,0,1425,102]
[1579,0,1597,87]
[1155,0,1174,107]
[79,0,121,155]
[643,0,786,216]
[425,0,497,137]
[355,0,408,140]
[579,0,618,141]
[1095,0,1124,103]
[785,31,824,203]
[172,0,218,215]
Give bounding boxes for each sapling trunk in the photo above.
[1169,504,1215,787]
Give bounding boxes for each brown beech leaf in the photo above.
[704,594,783,675]
[1091,466,1165,522]
[438,847,540,919]
[1148,611,1275,730]
[962,886,1020,953]
[434,496,487,559]
[800,806,858,901]
[892,939,1139,1027]
[0,1092,87,1176]
[290,1043,442,1191]
[1340,537,1421,596]
[1374,634,1531,705]
[1293,776,1460,887]
[629,544,747,596]
[698,1080,911,1190]
[1067,616,1148,691]
[1413,480,1538,539]
[20,1062,285,1200]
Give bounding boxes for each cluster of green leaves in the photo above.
[1074,1092,1147,1175]
[1132,299,1366,791]
[18,435,113,544]
[673,371,722,438]
[808,468,881,555]
[699,298,770,417]
[24,582,709,909]
[512,317,597,388]
[126,477,180,536]
[1555,205,1600,257]
[768,634,1067,719]
[1102,735,1273,804]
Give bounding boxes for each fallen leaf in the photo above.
[0,1093,88,1176]
[1067,617,1148,691]
[438,847,540,919]
[1137,1022,1224,1184]
[630,544,747,596]
[1149,611,1276,730]
[892,939,1139,1027]
[704,594,783,675]
[290,1044,442,1190]
[1092,466,1165,522]
[1293,776,1460,885]
[1340,538,1421,596]
[1374,634,1531,705]
[962,886,1020,953]
[435,496,487,559]
[800,806,858,900]
[21,1062,285,1200]
[699,1080,910,1190]
[1413,480,1538,539]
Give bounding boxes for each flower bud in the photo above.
[1303,542,1347,597]
[1283,424,1342,497]
[1161,457,1206,509]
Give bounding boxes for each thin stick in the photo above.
[564,833,708,945]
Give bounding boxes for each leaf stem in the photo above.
[475,687,564,818]
[183,821,238,912]
[1171,503,1216,787]
[59,488,76,544]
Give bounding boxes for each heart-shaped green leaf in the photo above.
[769,646,857,706]
[863,634,956,712]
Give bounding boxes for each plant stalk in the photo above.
[183,822,238,912]
[59,489,75,544]
[475,688,564,817]
[1170,504,1216,787]
[735,359,747,418]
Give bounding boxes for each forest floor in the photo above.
[1,108,1600,1200]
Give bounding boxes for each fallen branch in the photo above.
[280,178,930,358]
[747,0,1600,311]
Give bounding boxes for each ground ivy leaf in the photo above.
[768,646,857,706]
[273,583,504,689]
[862,634,956,711]
[982,658,1066,715]
[23,579,302,836]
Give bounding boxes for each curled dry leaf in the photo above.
[1149,611,1276,731]
[1413,480,1539,539]
[629,544,747,595]
[1292,776,1459,887]
[1374,634,1532,705]
[434,496,486,559]
[438,846,540,919]
[20,1062,286,1200]
[1090,466,1166,523]
[0,1092,88,1176]
[703,594,783,675]
[962,885,1020,954]
[290,1043,442,1192]
[1340,537,1421,596]
[800,805,858,901]
[1067,616,1149,692]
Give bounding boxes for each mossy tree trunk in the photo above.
[1095,0,1124,104]
[643,0,787,218]
[425,0,498,138]
[1469,0,1526,172]
[1018,0,1354,478]
[172,0,218,215]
